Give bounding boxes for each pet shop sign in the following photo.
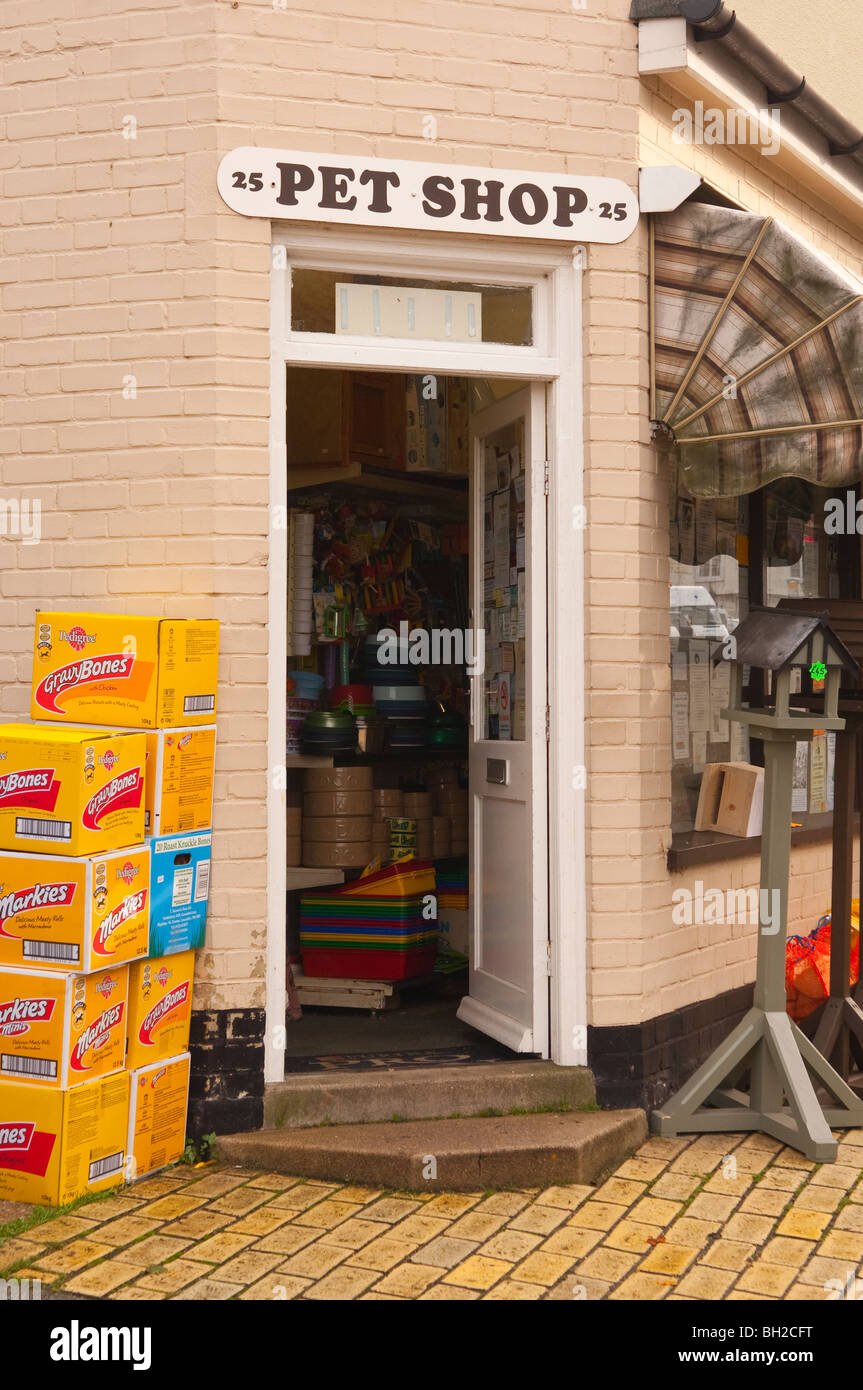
[217,149,639,243]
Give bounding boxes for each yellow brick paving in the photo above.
[2,1128,863,1301]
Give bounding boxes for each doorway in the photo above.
[281,368,549,1072]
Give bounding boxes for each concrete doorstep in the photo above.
[217,1109,648,1191]
[264,1061,596,1129]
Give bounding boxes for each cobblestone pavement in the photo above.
[2,1126,863,1300]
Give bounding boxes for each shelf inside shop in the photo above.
[286,867,346,892]
[285,753,335,768]
[287,462,468,515]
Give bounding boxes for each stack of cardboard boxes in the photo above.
[0,612,218,1205]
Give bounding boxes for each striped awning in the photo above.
[652,202,863,498]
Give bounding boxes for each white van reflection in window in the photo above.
[670,584,734,649]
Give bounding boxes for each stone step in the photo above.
[217,1108,647,1191]
[263,1061,596,1130]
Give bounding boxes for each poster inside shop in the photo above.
[809,733,828,815]
[483,435,527,740]
[792,741,809,814]
[688,641,710,733]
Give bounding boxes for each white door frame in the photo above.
[461,383,549,1055]
[265,224,588,1083]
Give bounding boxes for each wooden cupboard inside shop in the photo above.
[286,368,404,475]
[286,368,470,488]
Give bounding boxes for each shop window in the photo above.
[669,464,859,847]
[290,269,533,346]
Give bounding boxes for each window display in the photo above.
[669,464,846,837]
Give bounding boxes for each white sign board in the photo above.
[217,148,639,244]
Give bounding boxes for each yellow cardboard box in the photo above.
[0,724,146,857]
[126,951,193,1070]
[34,722,217,840]
[142,727,216,837]
[32,612,219,729]
[0,963,128,1089]
[127,1052,190,1180]
[0,1070,129,1205]
[0,846,149,973]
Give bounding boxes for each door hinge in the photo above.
[545,941,552,976]
[543,460,550,495]
[545,705,550,741]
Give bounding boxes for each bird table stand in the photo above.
[653,608,863,1161]
[775,599,863,1091]
[810,710,863,1085]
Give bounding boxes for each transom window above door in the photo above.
[290,269,533,346]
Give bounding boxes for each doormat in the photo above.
[284,1044,516,1072]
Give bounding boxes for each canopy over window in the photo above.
[652,203,863,499]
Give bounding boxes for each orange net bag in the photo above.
[785,910,860,1022]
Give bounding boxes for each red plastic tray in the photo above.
[301,945,437,981]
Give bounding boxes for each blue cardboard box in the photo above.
[149,830,211,957]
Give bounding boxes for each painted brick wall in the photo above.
[585,64,863,1028]
[1,0,645,1027]
[5,0,853,1039]
[0,0,268,1014]
[212,0,648,1033]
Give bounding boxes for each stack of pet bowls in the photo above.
[329,683,387,755]
[428,711,468,750]
[403,790,434,858]
[287,668,324,755]
[302,766,373,869]
[301,709,357,756]
[372,787,403,861]
[434,772,469,856]
[362,631,430,750]
[287,511,314,656]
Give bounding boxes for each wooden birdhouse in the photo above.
[718,607,861,735]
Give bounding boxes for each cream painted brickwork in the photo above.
[0,0,266,1012]
[0,0,645,1023]
[4,0,852,1037]
[210,0,647,1035]
[591,63,863,1029]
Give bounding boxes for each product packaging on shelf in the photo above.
[0,1069,129,1204]
[0,963,129,1088]
[0,845,149,972]
[0,724,146,856]
[148,831,211,956]
[32,612,219,729]
[126,950,194,1069]
[126,1052,190,1180]
[437,908,469,956]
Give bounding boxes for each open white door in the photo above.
[456,384,549,1055]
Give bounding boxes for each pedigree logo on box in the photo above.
[0,963,128,1089]
[32,613,219,729]
[126,950,194,1070]
[0,725,146,857]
